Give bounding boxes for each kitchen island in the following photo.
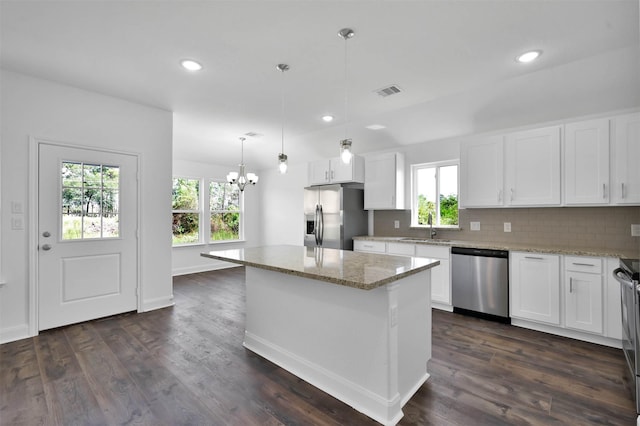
[201,245,439,425]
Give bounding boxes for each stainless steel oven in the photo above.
[613,258,640,413]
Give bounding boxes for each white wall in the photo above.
[0,70,173,343]
[171,159,262,275]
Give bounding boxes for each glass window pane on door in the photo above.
[61,161,120,240]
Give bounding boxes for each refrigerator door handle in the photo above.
[319,205,324,246]
[314,205,320,245]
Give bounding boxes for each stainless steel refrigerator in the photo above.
[303,184,368,250]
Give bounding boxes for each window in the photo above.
[172,177,243,246]
[62,161,120,239]
[210,182,241,241]
[172,178,200,244]
[411,161,459,227]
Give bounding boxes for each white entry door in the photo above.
[38,143,138,330]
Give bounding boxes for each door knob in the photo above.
[41,244,52,251]
[42,231,51,237]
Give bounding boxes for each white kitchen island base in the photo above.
[242,266,431,425]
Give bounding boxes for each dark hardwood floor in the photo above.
[1,266,636,425]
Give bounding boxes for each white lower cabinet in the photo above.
[511,251,622,347]
[510,252,561,325]
[416,245,451,308]
[354,240,452,310]
[564,256,603,334]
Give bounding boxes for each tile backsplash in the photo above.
[373,207,640,255]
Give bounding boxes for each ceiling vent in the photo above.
[244,132,262,138]
[374,85,402,97]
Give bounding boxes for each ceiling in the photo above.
[2,1,639,172]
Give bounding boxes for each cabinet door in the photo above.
[564,118,610,205]
[505,126,561,206]
[387,242,415,256]
[416,245,451,306]
[460,135,504,207]
[331,158,352,183]
[510,252,560,325]
[364,153,404,210]
[309,160,330,185]
[611,112,640,204]
[564,271,603,334]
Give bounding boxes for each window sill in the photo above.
[409,226,461,231]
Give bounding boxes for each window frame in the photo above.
[172,176,244,247]
[171,176,203,246]
[410,160,460,228]
[208,180,243,242]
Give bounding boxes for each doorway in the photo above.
[37,142,139,330]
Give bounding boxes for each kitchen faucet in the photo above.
[427,212,437,239]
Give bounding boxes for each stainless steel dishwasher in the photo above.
[451,247,510,323]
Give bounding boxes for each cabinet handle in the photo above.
[622,182,626,199]
[364,244,373,248]
[325,171,328,181]
[510,188,514,202]
[602,183,606,199]
[331,170,335,179]
[569,277,573,293]
[572,262,595,267]
[391,195,395,207]
[497,190,502,202]
[525,256,543,260]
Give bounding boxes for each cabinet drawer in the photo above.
[565,256,602,274]
[415,245,449,259]
[353,240,386,253]
[387,243,415,256]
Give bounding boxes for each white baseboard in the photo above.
[0,324,31,344]
[172,262,235,277]
[141,295,175,312]
[511,318,622,349]
[244,331,403,426]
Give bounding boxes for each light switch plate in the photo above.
[632,224,640,237]
[470,221,481,231]
[504,222,511,232]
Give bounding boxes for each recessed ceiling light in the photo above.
[322,115,334,122]
[516,50,542,63]
[181,59,203,71]
[366,124,386,130]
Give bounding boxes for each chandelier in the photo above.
[226,137,258,191]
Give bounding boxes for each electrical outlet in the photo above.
[470,221,481,231]
[11,201,23,214]
[504,222,511,232]
[11,217,24,230]
[394,220,400,229]
[632,224,640,237]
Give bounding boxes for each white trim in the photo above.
[511,318,622,349]
[28,137,143,336]
[0,323,30,344]
[141,295,174,312]
[172,262,236,277]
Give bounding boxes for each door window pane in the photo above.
[61,162,120,240]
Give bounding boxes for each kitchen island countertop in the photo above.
[201,244,439,290]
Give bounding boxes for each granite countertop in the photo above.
[353,236,637,259]
[201,245,439,290]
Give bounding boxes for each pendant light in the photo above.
[276,63,290,174]
[226,137,258,191]
[338,27,355,164]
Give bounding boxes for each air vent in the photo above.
[374,85,402,97]
[244,132,262,138]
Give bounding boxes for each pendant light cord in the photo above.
[281,67,285,154]
[343,35,348,140]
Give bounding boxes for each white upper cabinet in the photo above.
[564,118,610,205]
[364,152,405,210]
[505,126,561,206]
[611,112,640,204]
[308,155,364,186]
[460,135,504,208]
